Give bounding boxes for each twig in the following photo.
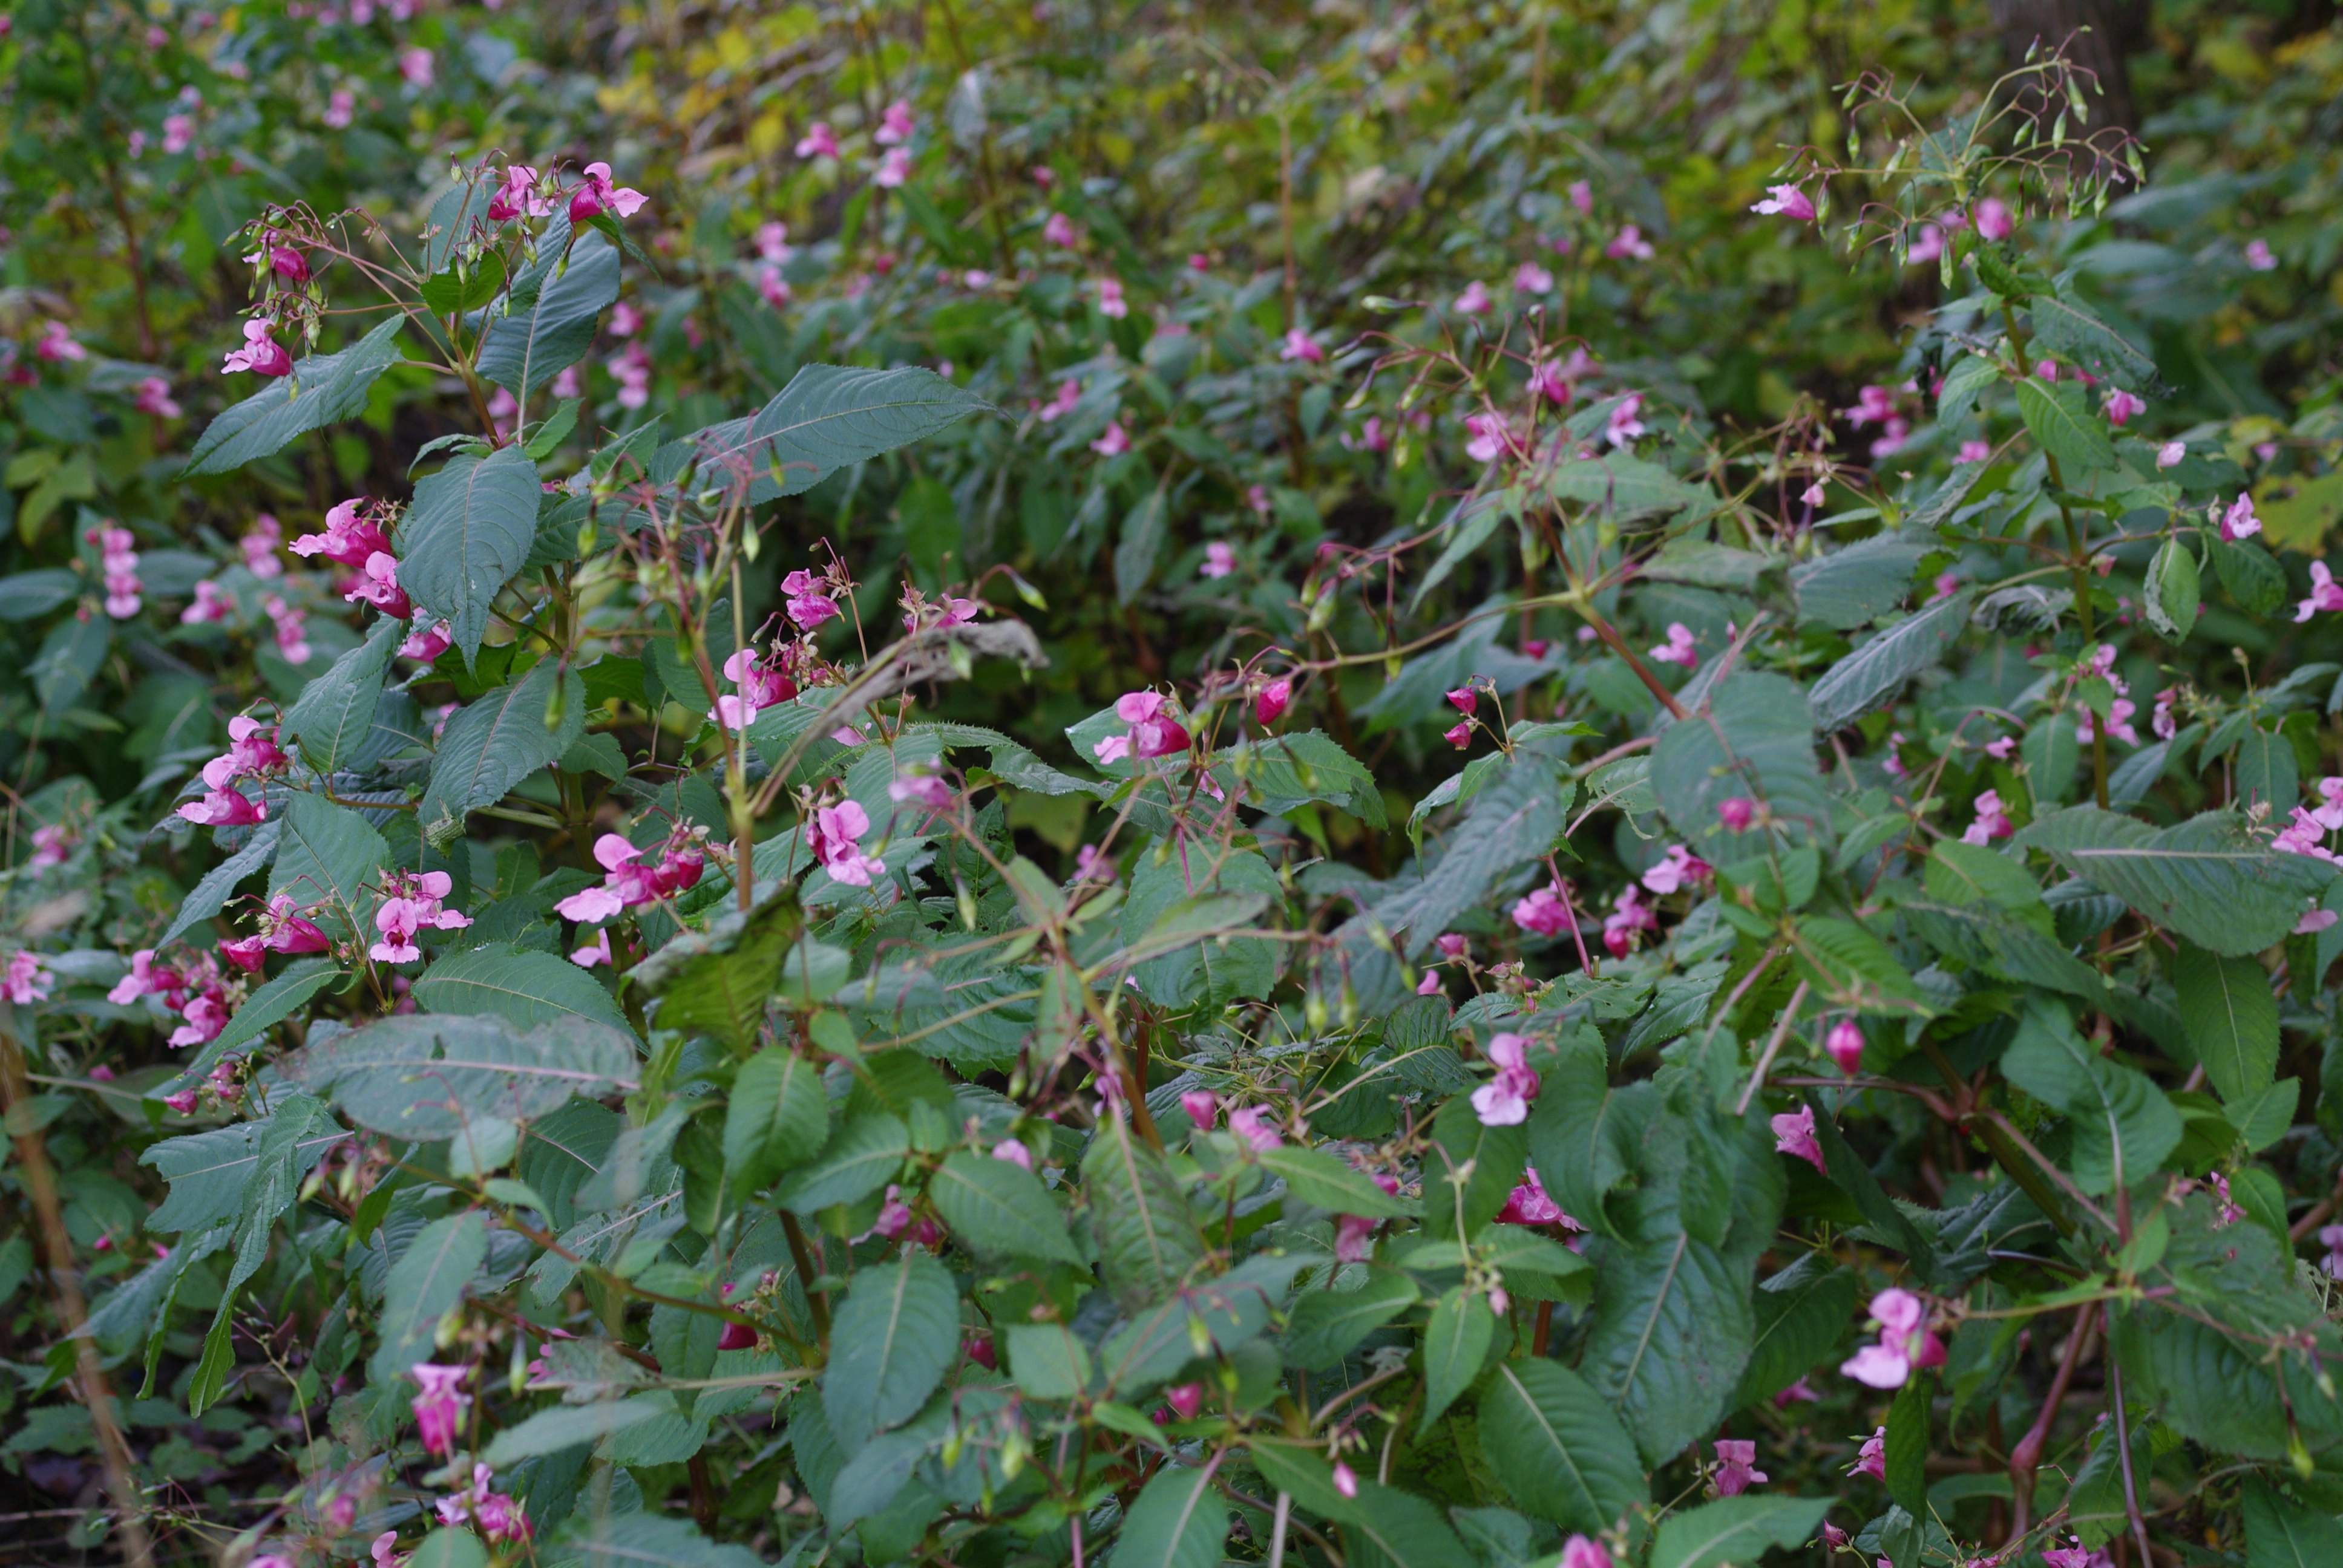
[2008,1301,2098,1539]
[1735,979,1810,1115]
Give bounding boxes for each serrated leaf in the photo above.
[1545,451,1712,521]
[280,618,401,774]
[184,318,407,475]
[285,1011,639,1140]
[1732,1258,1860,1408]
[414,942,635,1036]
[419,251,507,315]
[637,890,799,1054]
[1256,1145,1412,1217]
[420,662,585,835]
[723,1046,828,1184]
[690,364,997,504]
[1581,1198,1754,1466]
[1085,1112,1208,1312]
[1363,760,1568,960]
[161,820,284,946]
[931,1150,1082,1263]
[270,792,391,942]
[482,1396,664,1465]
[370,1210,487,1383]
[2212,536,2289,616]
[2173,942,2279,1104]
[775,1113,908,1213]
[1808,589,1972,733]
[2143,536,2200,641]
[32,614,110,714]
[1477,1359,1646,1534]
[401,445,545,666]
[476,222,621,395]
[2002,996,2181,1194]
[2014,377,2115,473]
[1282,1268,1419,1368]
[824,1250,958,1452]
[2016,806,2334,956]
[1653,671,1825,845]
[1420,1285,1494,1432]
[544,1513,767,1568]
[2244,1478,2343,1567]
[1647,1496,1832,1568]
[1006,1323,1093,1400]
[1111,1460,1229,1568]
[2029,292,2156,387]
[1789,532,1932,630]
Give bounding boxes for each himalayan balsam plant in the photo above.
[8,27,2343,1568]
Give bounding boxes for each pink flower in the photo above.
[1514,261,1554,294]
[266,596,312,664]
[1444,685,1478,716]
[1605,224,1654,261]
[1199,541,1236,580]
[268,244,312,286]
[163,1089,199,1115]
[241,513,284,578]
[1603,886,1659,957]
[2149,688,2178,742]
[1984,735,2016,759]
[345,551,413,618]
[1415,969,1443,996]
[1332,1461,1359,1499]
[1718,797,1755,832]
[370,871,472,963]
[1243,676,1291,731]
[1228,1105,1283,1151]
[1464,411,1521,464]
[1527,359,1575,405]
[992,1138,1034,1172]
[399,621,453,663]
[1095,276,1129,319]
[2217,494,2261,541]
[2296,561,2343,622]
[1710,1439,1768,1497]
[1090,421,1130,457]
[1974,198,2014,240]
[1961,789,2014,846]
[2244,238,2277,272]
[888,773,956,813]
[569,928,614,969]
[2041,1538,2095,1568]
[1826,1019,1866,1075]
[796,122,839,159]
[805,800,886,887]
[2104,388,2146,426]
[874,148,912,188]
[160,115,194,155]
[1641,844,1711,895]
[1771,1105,1826,1172]
[1162,1382,1204,1422]
[1751,184,1815,221]
[1567,180,1593,213]
[1097,690,1191,761]
[2319,1223,2343,1280]
[1496,1163,1577,1229]
[409,1364,471,1456]
[2309,777,2343,834]
[1279,328,1324,364]
[291,498,392,567]
[1179,1090,1217,1129]
[178,785,266,828]
[1907,224,1945,264]
[324,90,356,129]
[244,893,332,960]
[874,99,916,145]
[1605,393,1647,446]
[1846,384,1898,427]
[397,47,434,87]
[1958,439,1993,463]
[27,823,71,871]
[1042,212,1080,247]
[488,164,550,222]
[1559,1538,1613,1568]
[2,950,51,1005]
[1512,883,1572,938]
[568,161,647,222]
[1470,1032,1541,1126]
[1848,1428,1886,1481]
[2276,806,2339,863]
[221,317,293,377]
[1841,1287,1945,1389]
[1774,1377,1819,1407]
[34,321,87,362]
[1453,281,1492,316]
[781,567,841,631]
[755,221,794,263]
[133,376,182,418]
[1649,622,1700,671]
[180,580,234,626]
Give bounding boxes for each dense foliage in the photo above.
[7,3,2343,1567]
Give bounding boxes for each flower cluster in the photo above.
[92,524,142,619]
[3,949,53,1005]
[220,893,333,973]
[370,872,472,964]
[1093,690,1191,763]
[554,830,709,925]
[177,716,289,828]
[110,949,236,1050]
[805,801,886,887]
[709,644,802,731]
[436,1462,531,1545]
[2073,643,2138,747]
[783,565,844,630]
[222,317,293,377]
[1470,1032,1541,1126]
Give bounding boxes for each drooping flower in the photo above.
[567,162,647,223]
[2103,388,2146,426]
[1095,276,1129,319]
[874,148,912,188]
[1718,797,1756,832]
[1279,328,1324,364]
[1974,198,2014,240]
[3,950,52,1005]
[1641,844,1711,895]
[1453,281,1492,316]
[221,317,293,377]
[1162,1382,1204,1421]
[1201,541,1236,579]
[569,929,613,970]
[782,567,842,630]
[2216,494,2261,541]
[345,552,414,618]
[1605,392,1647,446]
[1332,1462,1360,1500]
[1090,421,1130,457]
[888,772,956,812]
[1710,1439,1768,1497]
[1228,1105,1283,1151]
[409,1363,471,1456]
[1840,1287,1945,1389]
[1495,1163,1578,1230]
[1470,1032,1541,1127]
[555,830,706,923]
[1464,412,1520,464]
[1179,1089,1217,1129]
[291,498,393,567]
[1751,184,1815,221]
[805,800,887,887]
[1515,261,1555,294]
[1605,224,1654,260]
[1961,789,2014,846]
[1094,690,1191,763]
[796,122,839,159]
[1847,1427,1886,1481]
[2244,237,2278,272]
[133,376,182,419]
[1604,886,1658,956]
[370,871,473,964]
[27,823,72,871]
[488,164,549,222]
[1512,883,1572,938]
[34,321,87,362]
[1826,1019,1866,1075]
[874,99,916,145]
[178,783,267,828]
[2295,562,2343,623]
[1771,1104,1826,1172]
[992,1138,1034,1173]
[397,47,434,88]
[1649,622,1700,671]
[399,621,453,663]
[1043,211,1080,247]
[1559,1537,1614,1568]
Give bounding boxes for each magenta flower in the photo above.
[370,871,472,964]
[1512,883,1572,938]
[1560,1537,1613,1568]
[344,551,413,619]
[1043,212,1080,247]
[1974,198,2014,240]
[1444,685,1478,715]
[1514,261,1554,294]
[1604,224,1654,261]
[1096,276,1128,319]
[1718,797,1755,832]
[291,498,392,567]
[1640,844,1711,895]
[1841,1287,1945,1389]
[397,47,434,88]
[1453,280,1493,316]
[1771,1104,1826,1172]
[1710,1439,1768,1497]
[34,321,87,362]
[1567,180,1593,212]
[1495,1163,1578,1230]
[1847,1427,1886,1481]
[570,929,614,969]
[1095,690,1191,763]
[1201,541,1235,579]
[269,244,311,285]
[992,1138,1034,1172]
[1605,393,1647,446]
[874,148,911,188]
[222,318,293,377]
[888,773,955,812]
[1162,1382,1204,1421]
[1228,1105,1283,1151]
[874,99,916,145]
[796,122,839,159]
[133,376,182,418]
[2,950,51,1005]
[1179,1089,1217,1128]
[806,800,886,887]
[1470,1033,1541,1127]
[568,161,647,222]
[1648,622,1700,671]
[2103,388,2146,426]
[2245,237,2278,272]
[1279,328,1325,364]
[178,784,267,828]
[1603,884,1658,957]
[1332,1461,1360,1498]
[1090,420,1130,457]
[399,621,453,663]
[1750,184,1815,221]
[488,164,550,222]
[409,1363,471,1456]
[1961,789,2014,846]
[2217,494,2261,541]
[1443,719,1473,750]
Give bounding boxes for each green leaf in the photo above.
[696,364,997,504]
[1789,532,1933,630]
[2174,942,2279,1104]
[143,1098,346,1233]
[1364,759,1568,960]
[420,662,586,837]
[1544,451,1713,521]
[2143,536,2201,641]
[31,614,110,714]
[1110,1460,1228,1568]
[419,250,507,315]
[2028,292,2156,387]
[1411,488,1520,610]
[1935,357,2001,427]
[1808,589,1973,733]
[931,1150,1083,1264]
[723,1045,829,1184]
[1220,730,1386,827]
[1256,1145,1411,1217]
[824,1250,959,1452]
[1006,1323,1093,1400]
[775,1113,908,1213]
[2244,1478,2343,1567]
[286,1012,640,1140]
[182,958,341,1073]
[1423,1093,1526,1241]
[543,1513,767,1568]
[2001,997,2181,1194]
[414,942,635,1036]
[1884,1374,1928,1512]
[281,618,402,774]
[2212,536,2289,616]
[185,318,407,475]
[1115,486,1166,604]
[1477,1359,1646,1534]
[408,1530,489,1568]
[1419,1285,1495,1432]
[1791,915,1921,1004]
[1121,845,1283,1008]
[370,1210,487,1382]
[1281,1268,1419,1368]
[1924,840,2045,916]
[482,1397,665,1465]
[0,568,80,621]
[401,445,546,665]
[270,792,390,942]
[1084,1111,1209,1312]
[633,887,801,1054]
[1646,1496,1833,1568]
[2017,806,2333,956]
[1653,671,1824,845]
[2014,377,2115,473]
[476,223,621,395]
[1525,1033,1634,1240]
[1335,1478,1470,1568]
[1732,1258,1860,1408]
[1581,1198,1754,1466]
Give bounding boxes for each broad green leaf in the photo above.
[2014,377,2115,473]
[370,1211,487,1382]
[413,942,635,1036]
[2173,942,2279,1104]
[184,317,407,475]
[2244,1478,2343,1567]
[1256,1145,1411,1218]
[1084,1112,1208,1312]
[930,1150,1082,1264]
[1646,1496,1833,1568]
[408,1530,488,1568]
[2212,536,2288,616]
[775,1113,908,1213]
[1581,1197,1754,1466]
[694,364,997,503]
[1335,1477,1470,1568]
[419,250,508,315]
[270,792,390,942]
[419,662,586,838]
[143,1098,345,1234]
[482,1397,665,1465]
[1115,486,1166,604]
[1477,1359,1645,1534]
[1789,532,1932,630]
[1365,759,1568,959]
[2017,806,2333,956]
[1805,1111,1936,1278]
[1791,915,1921,1005]
[1121,844,1283,1007]
[1219,730,1386,826]
[401,445,545,665]
[280,618,401,774]
[1935,356,2000,427]
[1807,589,1972,733]
[1653,671,1824,846]
[1419,1285,1494,1432]
[824,1250,959,1452]
[723,1046,829,1184]
[0,568,80,621]
[1110,1459,1229,1568]
[32,613,110,713]
[1411,488,1520,609]
[1884,1374,1928,1512]
[634,890,800,1054]
[1006,1323,1092,1400]
[286,1012,640,1140]
[1422,1093,1526,1241]
[179,957,340,1075]
[1526,1032,1636,1240]
[2002,998,2181,1194]
[2143,535,2201,641]
[2028,292,2156,387]
[544,1513,767,1568]
[1544,451,1712,521]
[476,223,622,395]
[1732,1256,1860,1408]
[1281,1267,1418,1368]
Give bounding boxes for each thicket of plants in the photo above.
[5,2,2343,1566]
